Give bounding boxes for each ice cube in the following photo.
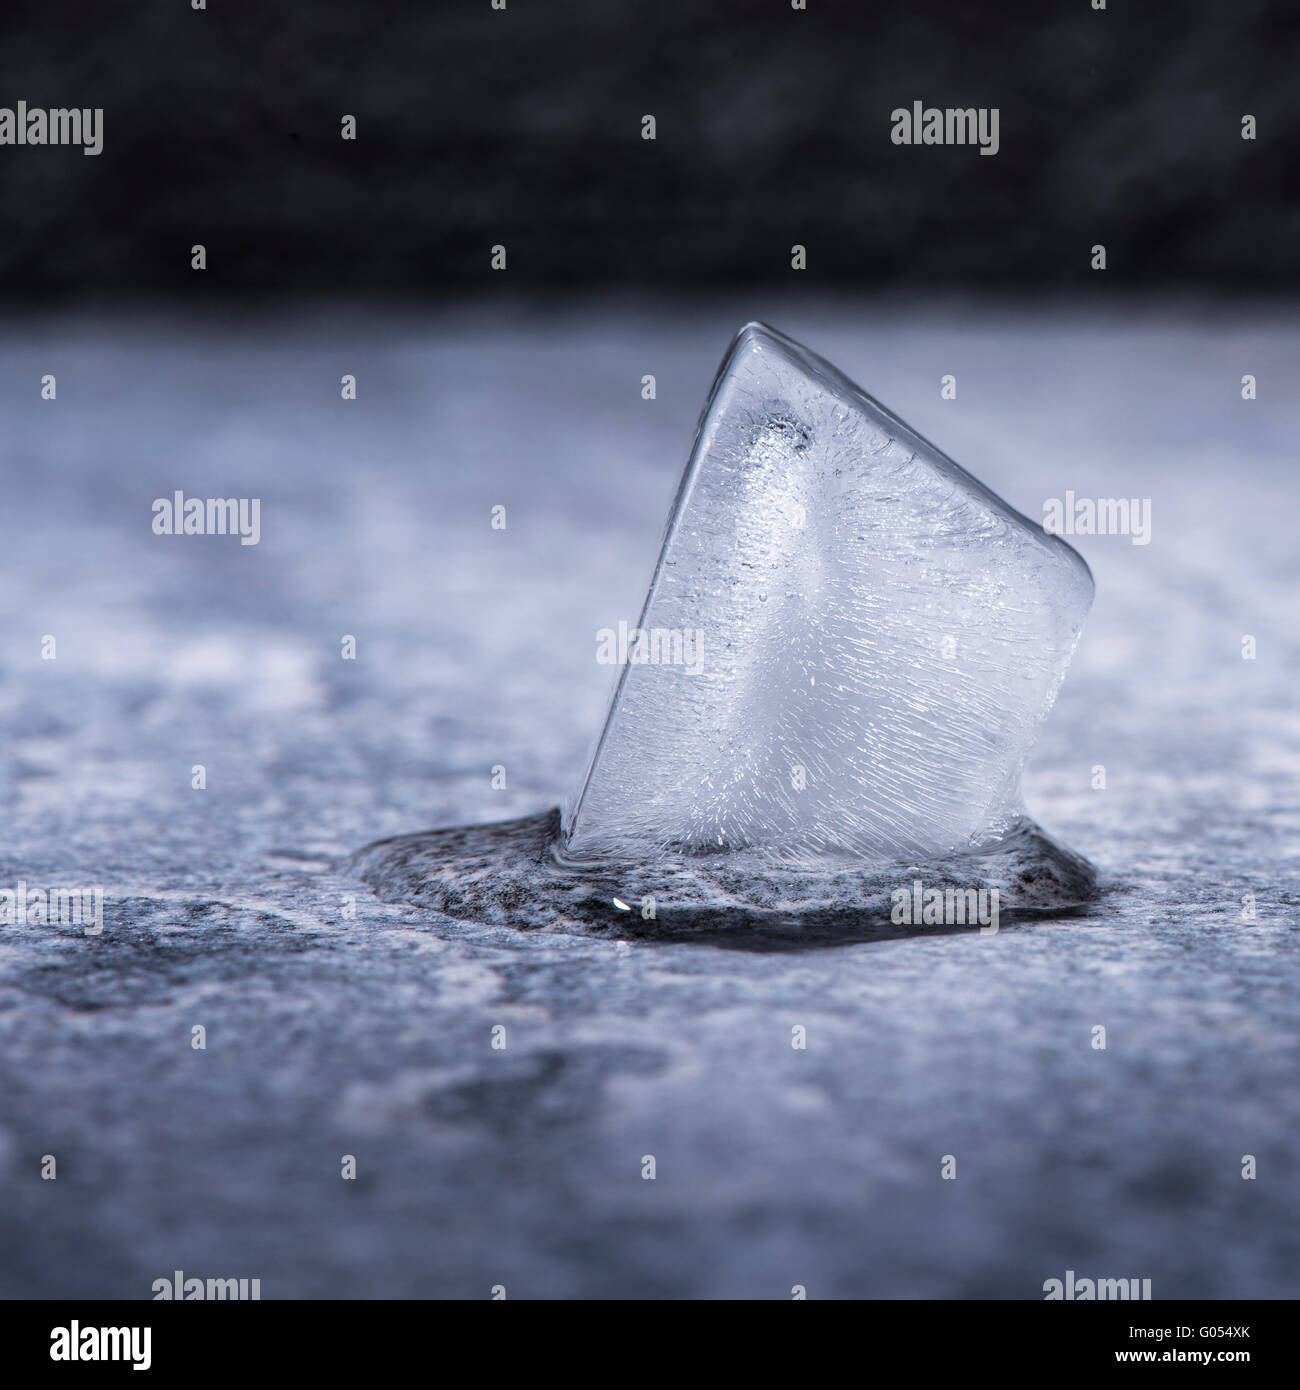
[563,322,1093,866]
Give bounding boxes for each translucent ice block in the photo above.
[563,323,1093,866]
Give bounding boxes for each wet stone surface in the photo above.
[354,809,1097,936]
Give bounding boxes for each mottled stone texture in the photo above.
[0,301,1296,1299]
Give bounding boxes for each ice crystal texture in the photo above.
[563,323,1093,865]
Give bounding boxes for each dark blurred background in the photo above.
[0,0,1294,298]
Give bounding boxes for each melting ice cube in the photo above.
[564,323,1093,866]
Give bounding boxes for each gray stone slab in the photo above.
[0,297,1296,1298]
